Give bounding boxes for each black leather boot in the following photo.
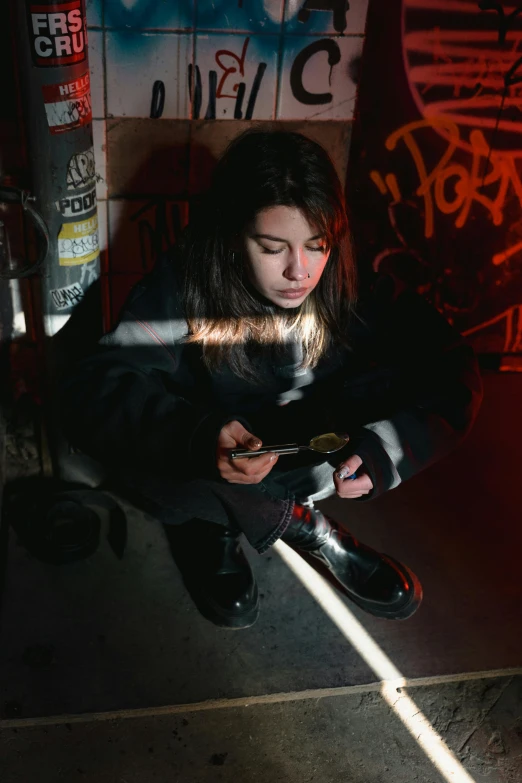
[164,519,259,629]
[282,504,422,620]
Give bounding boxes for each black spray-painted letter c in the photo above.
[290,39,341,105]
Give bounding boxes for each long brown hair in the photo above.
[179,129,357,382]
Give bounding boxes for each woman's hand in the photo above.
[334,454,374,499]
[217,420,279,484]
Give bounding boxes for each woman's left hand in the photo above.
[333,454,374,499]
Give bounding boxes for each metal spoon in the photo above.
[231,432,349,460]
[230,432,357,480]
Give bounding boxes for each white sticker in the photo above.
[66,147,96,190]
[50,282,84,310]
[42,72,92,134]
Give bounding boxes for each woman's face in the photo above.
[242,206,330,308]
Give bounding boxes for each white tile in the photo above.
[278,35,363,119]
[104,0,194,30]
[197,0,283,32]
[194,34,278,120]
[97,198,108,253]
[284,0,368,35]
[106,32,192,119]
[88,29,105,119]
[92,119,107,200]
[86,0,102,28]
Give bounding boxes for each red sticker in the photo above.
[42,71,91,133]
[28,0,87,68]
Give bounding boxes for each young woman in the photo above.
[60,130,483,629]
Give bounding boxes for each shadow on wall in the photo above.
[0,1,25,183]
[0,1,26,401]
[105,142,217,326]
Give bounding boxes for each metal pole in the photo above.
[13,0,101,478]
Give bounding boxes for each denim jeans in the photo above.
[127,446,350,554]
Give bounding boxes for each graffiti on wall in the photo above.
[370,117,522,245]
[89,0,367,121]
[346,0,522,357]
[187,37,268,121]
[106,198,189,324]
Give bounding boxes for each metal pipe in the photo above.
[13,0,101,478]
[13,0,99,338]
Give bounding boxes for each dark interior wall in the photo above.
[0,1,22,355]
[0,3,24,183]
[347,0,522,363]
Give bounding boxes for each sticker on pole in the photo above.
[56,184,96,219]
[50,281,83,310]
[28,0,87,68]
[66,146,96,190]
[58,214,99,266]
[42,72,91,134]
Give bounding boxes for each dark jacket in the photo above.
[60,254,483,500]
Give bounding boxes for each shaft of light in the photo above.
[274,540,477,783]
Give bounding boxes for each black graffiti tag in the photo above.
[298,0,350,35]
[150,80,165,119]
[66,95,91,123]
[50,93,91,127]
[130,199,184,271]
[51,282,83,310]
[187,62,266,120]
[290,39,341,105]
[479,0,522,46]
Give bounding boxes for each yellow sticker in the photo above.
[58,214,99,266]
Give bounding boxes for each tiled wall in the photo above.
[85,0,369,324]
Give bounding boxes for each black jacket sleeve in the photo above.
[247,275,483,500]
[349,277,483,499]
[58,262,247,479]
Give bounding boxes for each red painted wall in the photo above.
[347,0,522,362]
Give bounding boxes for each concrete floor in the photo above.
[0,372,521,781]
[1,675,521,783]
